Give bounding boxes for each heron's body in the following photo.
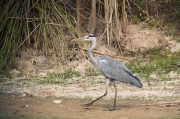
[97,56,142,88]
[73,34,143,111]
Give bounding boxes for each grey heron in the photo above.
[73,34,143,111]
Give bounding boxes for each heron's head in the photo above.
[83,34,95,41]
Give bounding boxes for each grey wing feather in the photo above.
[98,56,143,88]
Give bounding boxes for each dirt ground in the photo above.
[0,92,180,119]
[0,75,180,119]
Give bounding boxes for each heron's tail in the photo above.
[131,76,143,88]
[122,69,143,88]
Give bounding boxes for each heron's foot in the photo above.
[82,102,93,107]
[108,107,120,111]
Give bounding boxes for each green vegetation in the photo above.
[0,78,7,83]
[42,68,80,85]
[85,67,100,77]
[127,48,180,81]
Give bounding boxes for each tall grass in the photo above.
[0,0,25,72]
[0,0,76,73]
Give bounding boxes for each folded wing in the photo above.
[98,56,143,88]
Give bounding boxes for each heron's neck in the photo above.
[88,44,96,60]
[88,42,99,70]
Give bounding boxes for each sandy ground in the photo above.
[0,75,180,119]
[0,92,180,119]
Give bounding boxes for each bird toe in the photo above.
[82,103,92,107]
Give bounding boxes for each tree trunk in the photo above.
[89,0,97,35]
[76,0,82,37]
[122,0,127,36]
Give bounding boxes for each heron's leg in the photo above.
[82,86,108,107]
[108,82,119,111]
[82,78,110,107]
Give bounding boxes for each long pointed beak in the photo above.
[71,37,82,42]
[71,36,87,42]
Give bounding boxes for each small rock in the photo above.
[26,105,29,107]
[21,93,26,97]
[10,69,21,75]
[169,71,177,78]
[53,100,62,104]
[148,82,152,86]
[150,74,157,79]
[171,43,180,52]
[38,72,47,78]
